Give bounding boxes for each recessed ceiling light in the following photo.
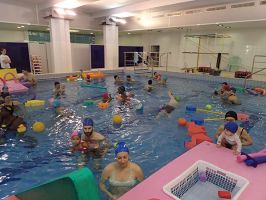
[54,0,84,9]
[70,29,79,33]
[17,26,21,29]
[90,32,94,34]
[127,32,131,35]
[217,24,223,27]
[112,12,135,18]
[225,26,231,29]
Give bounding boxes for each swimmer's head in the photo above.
[148,80,152,85]
[225,111,237,121]
[118,86,126,94]
[83,118,93,126]
[86,74,90,79]
[126,75,131,81]
[54,81,60,89]
[2,85,9,93]
[102,93,109,102]
[224,122,238,135]
[115,141,129,156]
[71,130,81,146]
[162,76,168,81]
[83,118,94,136]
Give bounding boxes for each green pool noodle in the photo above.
[80,83,106,90]
[83,100,96,106]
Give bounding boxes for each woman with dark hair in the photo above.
[0,93,26,132]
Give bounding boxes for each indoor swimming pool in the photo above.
[0,72,266,199]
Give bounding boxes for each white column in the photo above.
[103,25,118,69]
[49,18,72,73]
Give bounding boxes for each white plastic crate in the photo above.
[163,160,249,200]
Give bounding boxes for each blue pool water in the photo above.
[1,73,266,199]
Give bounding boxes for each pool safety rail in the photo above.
[163,160,249,200]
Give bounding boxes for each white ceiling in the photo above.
[15,0,249,17]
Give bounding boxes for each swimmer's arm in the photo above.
[12,100,21,106]
[217,132,225,145]
[134,164,144,182]
[99,166,116,200]
[241,130,253,146]
[215,125,224,139]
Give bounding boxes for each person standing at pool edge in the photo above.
[0,48,11,69]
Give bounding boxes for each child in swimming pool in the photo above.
[153,72,161,81]
[217,122,242,155]
[145,80,153,92]
[53,81,61,98]
[70,130,88,153]
[157,90,179,119]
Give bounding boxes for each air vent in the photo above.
[167,12,182,17]
[185,9,202,15]
[231,2,255,8]
[206,5,226,12]
[152,14,165,18]
[260,0,266,5]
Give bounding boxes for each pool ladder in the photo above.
[243,55,266,88]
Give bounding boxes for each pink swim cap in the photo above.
[71,130,80,138]
[102,93,109,99]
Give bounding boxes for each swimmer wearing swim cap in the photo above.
[99,141,144,199]
[81,118,109,158]
[115,141,129,156]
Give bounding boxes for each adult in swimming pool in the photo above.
[19,70,37,86]
[220,88,241,105]
[215,111,253,147]
[81,118,109,158]
[126,75,135,83]
[114,75,123,85]
[99,142,144,200]
[0,93,26,131]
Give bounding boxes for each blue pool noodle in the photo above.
[245,156,266,168]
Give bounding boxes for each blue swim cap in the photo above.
[224,122,238,134]
[53,99,61,108]
[115,141,129,156]
[83,118,93,126]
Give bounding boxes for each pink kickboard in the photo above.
[119,142,266,200]
[0,80,28,93]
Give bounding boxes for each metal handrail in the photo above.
[251,55,266,74]
[243,67,266,88]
